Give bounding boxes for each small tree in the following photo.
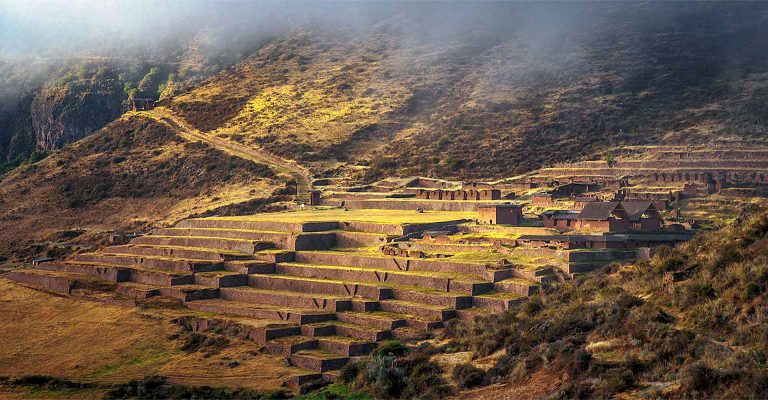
[604,150,616,168]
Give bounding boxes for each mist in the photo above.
[0,1,608,58]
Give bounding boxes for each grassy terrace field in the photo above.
[201,208,477,224]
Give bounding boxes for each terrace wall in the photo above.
[4,271,73,294]
[321,199,485,211]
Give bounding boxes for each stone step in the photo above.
[115,282,161,299]
[72,253,222,274]
[152,228,335,251]
[388,288,473,309]
[249,325,302,344]
[3,269,78,294]
[186,299,336,325]
[194,271,248,287]
[130,235,274,255]
[336,311,442,331]
[158,285,219,302]
[252,250,295,263]
[455,307,498,321]
[223,260,275,274]
[103,245,251,261]
[36,262,130,282]
[472,292,527,312]
[267,335,319,357]
[275,262,492,295]
[290,350,348,373]
[247,274,389,300]
[218,287,354,312]
[316,336,377,357]
[175,218,339,233]
[493,278,540,296]
[294,251,494,279]
[335,311,407,331]
[300,322,391,342]
[378,299,456,321]
[63,262,195,286]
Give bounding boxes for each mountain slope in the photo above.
[166,2,768,181]
[0,113,284,260]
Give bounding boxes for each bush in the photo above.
[683,362,720,393]
[299,378,328,395]
[103,375,287,399]
[372,341,409,358]
[339,361,362,384]
[366,355,407,398]
[401,361,452,399]
[453,363,486,389]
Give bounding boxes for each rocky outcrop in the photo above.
[31,80,123,151]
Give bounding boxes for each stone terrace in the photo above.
[6,209,540,386]
[526,145,768,182]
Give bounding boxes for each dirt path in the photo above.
[143,107,312,203]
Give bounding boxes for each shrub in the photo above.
[372,340,408,358]
[366,354,407,398]
[453,363,486,389]
[683,362,720,393]
[299,378,328,395]
[340,361,362,384]
[401,361,452,399]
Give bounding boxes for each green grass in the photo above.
[201,208,476,224]
[297,383,371,400]
[448,251,510,263]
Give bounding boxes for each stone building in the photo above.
[130,98,155,111]
[621,200,664,232]
[478,204,523,225]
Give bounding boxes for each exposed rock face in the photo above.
[31,79,123,151]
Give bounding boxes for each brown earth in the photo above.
[0,114,282,260]
[0,279,300,394]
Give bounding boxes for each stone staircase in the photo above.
[5,215,540,385]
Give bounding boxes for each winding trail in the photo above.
[142,107,312,203]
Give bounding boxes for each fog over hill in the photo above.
[1,1,768,176]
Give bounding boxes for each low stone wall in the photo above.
[334,231,390,248]
[38,263,131,282]
[3,271,73,294]
[323,199,486,211]
[105,245,231,261]
[248,274,384,300]
[460,224,555,236]
[73,253,220,274]
[512,247,558,258]
[220,287,349,311]
[131,236,272,254]
[293,251,491,279]
[559,249,636,262]
[130,269,194,286]
[399,242,493,253]
[176,218,339,233]
[338,221,406,235]
[493,280,539,296]
[275,263,487,295]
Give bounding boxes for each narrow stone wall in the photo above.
[4,271,73,294]
[334,231,390,248]
[293,251,492,278]
[176,219,339,233]
[323,199,486,211]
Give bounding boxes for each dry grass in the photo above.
[204,208,476,224]
[0,279,306,391]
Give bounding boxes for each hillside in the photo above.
[0,113,287,261]
[334,207,768,399]
[166,2,768,181]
